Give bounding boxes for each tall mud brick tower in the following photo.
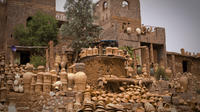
[94,0,167,66]
[0,0,56,63]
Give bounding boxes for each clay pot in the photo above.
[179,76,188,92]
[112,47,119,56]
[117,49,124,57]
[74,72,87,91]
[93,46,98,55]
[127,27,132,34]
[51,70,58,85]
[55,55,61,64]
[86,47,93,56]
[106,47,113,55]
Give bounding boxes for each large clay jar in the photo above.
[112,47,119,56]
[74,72,87,91]
[179,76,188,92]
[106,47,113,55]
[165,68,172,78]
[67,73,75,90]
[86,47,93,56]
[180,48,185,55]
[23,72,33,93]
[92,46,98,56]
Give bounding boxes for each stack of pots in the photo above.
[43,72,52,93]
[23,72,33,94]
[59,71,68,92]
[35,66,45,93]
[50,70,57,89]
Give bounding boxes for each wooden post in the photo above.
[45,48,49,71]
[133,50,137,75]
[145,47,150,75]
[49,41,54,70]
[150,43,154,64]
[171,54,176,76]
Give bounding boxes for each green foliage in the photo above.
[61,0,102,52]
[119,46,134,58]
[14,12,58,46]
[196,89,200,94]
[30,55,46,68]
[155,67,168,80]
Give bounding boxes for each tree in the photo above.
[61,0,102,59]
[14,12,58,46]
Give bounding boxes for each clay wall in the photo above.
[167,53,200,74]
[0,1,7,50]
[2,0,56,63]
[80,56,126,86]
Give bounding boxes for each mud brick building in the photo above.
[94,0,167,67]
[0,0,65,64]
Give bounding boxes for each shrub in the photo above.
[30,55,46,68]
[155,67,168,80]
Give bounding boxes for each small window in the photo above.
[122,1,129,8]
[103,1,108,10]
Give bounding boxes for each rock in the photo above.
[144,102,155,112]
[0,103,4,111]
[135,107,145,112]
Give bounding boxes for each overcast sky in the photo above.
[56,0,200,53]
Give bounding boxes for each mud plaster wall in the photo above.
[0,2,7,50]
[167,54,200,74]
[80,56,126,86]
[1,0,56,63]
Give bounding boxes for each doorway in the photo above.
[20,51,30,65]
[182,60,188,73]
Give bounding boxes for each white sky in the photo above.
[56,0,200,53]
